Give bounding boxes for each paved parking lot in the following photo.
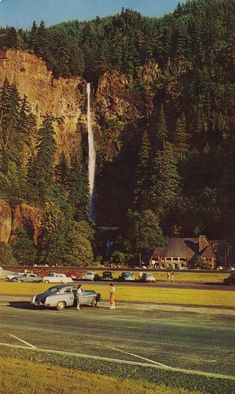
[0,299,234,379]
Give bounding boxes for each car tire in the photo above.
[56,301,66,311]
[91,297,97,307]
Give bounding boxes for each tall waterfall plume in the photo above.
[87,82,96,199]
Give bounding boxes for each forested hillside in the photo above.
[0,0,234,266]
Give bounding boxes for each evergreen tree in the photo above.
[126,209,164,261]
[28,116,56,203]
[12,227,36,265]
[134,131,152,210]
[174,113,190,160]
[156,105,168,150]
[68,152,90,221]
[151,143,180,215]
[0,79,21,171]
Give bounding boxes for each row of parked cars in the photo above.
[80,271,156,282]
[6,272,73,284]
[6,271,156,283]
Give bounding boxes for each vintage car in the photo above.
[224,273,235,285]
[94,271,113,281]
[139,273,156,283]
[10,273,42,283]
[42,273,73,284]
[82,271,95,281]
[118,272,135,281]
[31,285,101,311]
[6,272,25,281]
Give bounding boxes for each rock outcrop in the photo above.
[0,50,85,162]
[0,201,42,244]
[0,200,12,243]
[95,70,154,121]
[12,203,42,244]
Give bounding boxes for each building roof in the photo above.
[152,236,216,261]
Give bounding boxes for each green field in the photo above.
[0,357,203,394]
[0,282,234,308]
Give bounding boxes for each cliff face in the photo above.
[95,69,155,121]
[0,50,85,162]
[0,200,12,243]
[0,201,41,244]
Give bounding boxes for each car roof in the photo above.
[48,284,80,290]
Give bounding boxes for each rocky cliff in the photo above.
[0,200,42,244]
[0,49,85,162]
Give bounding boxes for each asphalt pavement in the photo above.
[0,298,235,378]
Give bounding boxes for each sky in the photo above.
[0,0,185,29]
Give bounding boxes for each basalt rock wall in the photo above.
[0,49,86,162]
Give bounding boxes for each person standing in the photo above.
[76,286,83,310]
[109,283,116,309]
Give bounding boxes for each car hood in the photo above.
[35,290,56,302]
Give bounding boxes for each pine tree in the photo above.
[68,152,90,221]
[29,21,38,51]
[134,131,152,210]
[0,79,21,171]
[28,116,56,203]
[174,113,190,160]
[151,142,180,215]
[156,105,168,150]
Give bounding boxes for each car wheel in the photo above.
[91,297,97,307]
[56,301,66,311]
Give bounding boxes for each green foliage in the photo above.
[134,131,152,210]
[11,228,36,265]
[189,256,212,270]
[0,242,17,266]
[38,203,93,266]
[27,116,56,204]
[67,154,90,221]
[110,250,125,264]
[127,209,164,256]
[156,105,168,149]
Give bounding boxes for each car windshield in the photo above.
[47,287,62,293]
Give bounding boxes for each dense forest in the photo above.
[0,0,234,266]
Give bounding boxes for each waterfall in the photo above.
[87,83,96,213]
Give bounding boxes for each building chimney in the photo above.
[199,235,209,252]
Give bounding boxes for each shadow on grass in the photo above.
[8,301,100,310]
[8,301,42,310]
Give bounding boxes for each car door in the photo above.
[63,287,74,306]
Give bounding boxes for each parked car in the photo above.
[118,272,135,281]
[10,273,42,283]
[31,285,102,311]
[224,273,235,285]
[67,270,83,280]
[139,273,156,283]
[82,271,95,281]
[102,271,113,280]
[43,273,73,284]
[6,272,25,281]
[95,271,113,281]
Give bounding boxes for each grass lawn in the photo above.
[78,271,228,283]
[0,358,203,394]
[0,282,234,307]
